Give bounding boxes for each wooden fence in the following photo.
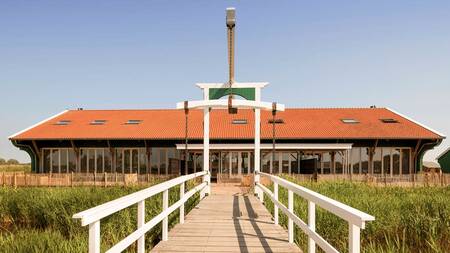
[0,172,174,187]
[289,173,450,187]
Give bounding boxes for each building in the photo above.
[9,107,444,182]
[437,148,450,173]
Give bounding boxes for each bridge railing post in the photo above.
[89,220,100,253]
[274,182,279,225]
[308,200,316,253]
[288,189,294,243]
[180,182,185,224]
[162,189,169,241]
[349,223,361,253]
[137,200,145,253]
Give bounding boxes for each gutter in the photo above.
[11,140,38,173]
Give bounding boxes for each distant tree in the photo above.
[6,159,19,165]
[0,158,5,165]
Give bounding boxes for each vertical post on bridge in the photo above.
[202,88,211,198]
[254,87,263,201]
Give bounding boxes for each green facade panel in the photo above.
[438,150,450,173]
[209,87,255,101]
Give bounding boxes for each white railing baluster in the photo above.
[274,182,279,225]
[89,220,100,253]
[73,171,207,253]
[162,189,169,241]
[137,200,145,253]
[308,200,316,253]
[180,181,185,224]
[255,171,374,253]
[288,189,294,243]
[349,223,360,253]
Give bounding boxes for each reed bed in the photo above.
[0,179,200,252]
[263,176,450,253]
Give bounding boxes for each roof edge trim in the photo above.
[386,107,446,138]
[8,110,69,140]
[437,147,450,160]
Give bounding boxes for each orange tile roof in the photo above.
[10,108,443,140]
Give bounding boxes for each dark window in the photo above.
[268,119,284,124]
[380,118,398,123]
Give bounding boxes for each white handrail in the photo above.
[73,171,207,253]
[256,171,375,253]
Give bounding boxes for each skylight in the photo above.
[90,120,107,125]
[380,118,399,123]
[125,120,142,125]
[232,119,247,124]
[55,120,71,125]
[268,119,284,124]
[341,119,359,124]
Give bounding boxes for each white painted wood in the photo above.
[106,182,206,253]
[73,171,206,226]
[137,200,145,253]
[257,172,375,228]
[256,183,338,253]
[180,182,185,224]
[274,182,279,225]
[255,172,375,253]
[176,143,353,150]
[196,82,268,89]
[254,87,263,201]
[203,87,211,196]
[308,201,316,253]
[288,189,294,244]
[349,223,360,253]
[162,189,169,241]
[176,99,285,111]
[89,220,100,253]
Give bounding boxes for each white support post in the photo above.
[254,88,263,201]
[202,88,211,197]
[308,201,316,253]
[274,182,279,225]
[349,223,361,253]
[288,189,294,243]
[137,200,145,253]
[89,220,100,253]
[162,189,169,241]
[180,182,185,224]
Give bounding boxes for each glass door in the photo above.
[220,152,230,181]
[210,152,220,182]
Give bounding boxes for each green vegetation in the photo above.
[0,180,200,252]
[264,176,450,253]
[0,164,31,173]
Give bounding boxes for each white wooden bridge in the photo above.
[73,171,375,253]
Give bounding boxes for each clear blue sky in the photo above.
[1,1,449,163]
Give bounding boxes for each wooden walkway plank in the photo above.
[151,185,302,253]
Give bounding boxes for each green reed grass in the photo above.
[0,179,200,253]
[263,176,450,253]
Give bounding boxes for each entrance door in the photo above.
[220,152,230,181]
[210,152,220,182]
[123,148,139,173]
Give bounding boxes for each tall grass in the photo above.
[0,164,31,173]
[0,179,200,252]
[263,177,450,253]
